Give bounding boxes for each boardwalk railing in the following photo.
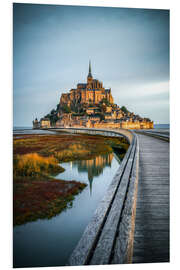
[135,130,169,142]
[51,128,139,265]
[48,127,134,144]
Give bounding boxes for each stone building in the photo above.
[37,61,153,130]
[60,61,113,108]
[33,118,51,129]
[32,118,40,129]
[40,118,51,128]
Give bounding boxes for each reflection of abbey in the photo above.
[75,153,114,195]
[33,61,153,129]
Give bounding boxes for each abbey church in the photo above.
[60,61,114,107]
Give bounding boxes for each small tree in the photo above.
[101,98,110,106]
[62,105,71,113]
[50,114,59,125]
[100,113,105,121]
[99,103,107,113]
[45,114,51,119]
[121,106,129,114]
[79,107,84,113]
[56,104,60,111]
[51,109,56,115]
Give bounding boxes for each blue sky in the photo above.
[13,3,169,126]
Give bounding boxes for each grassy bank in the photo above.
[13,153,65,178]
[14,177,86,226]
[13,133,129,162]
[13,133,129,226]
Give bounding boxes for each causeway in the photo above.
[132,133,169,263]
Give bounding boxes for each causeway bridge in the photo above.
[49,127,169,264]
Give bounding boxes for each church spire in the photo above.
[88,60,92,78]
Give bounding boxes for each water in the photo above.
[13,152,120,268]
[154,124,170,129]
[13,127,58,135]
[13,127,74,136]
[13,126,32,130]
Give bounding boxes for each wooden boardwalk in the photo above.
[67,128,170,265]
[135,130,169,142]
[132,133,169,263]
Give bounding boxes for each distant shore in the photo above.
[13,124,170,131]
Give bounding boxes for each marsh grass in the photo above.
[13,153,64,178]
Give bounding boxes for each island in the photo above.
[33,61,153,129]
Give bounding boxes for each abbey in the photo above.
[60,61,113,107]
[33,62,153,130]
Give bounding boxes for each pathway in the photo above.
[132,134,169,263]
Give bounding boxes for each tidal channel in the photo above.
[13,151,120,267]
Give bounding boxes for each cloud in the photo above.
[112,80,169,99]
[13,4,169,126]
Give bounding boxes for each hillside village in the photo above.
[33,62,153,130]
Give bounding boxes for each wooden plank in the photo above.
[132,133,169,264]
[132,255,169,263]
[133,238,169,247]
[134,230,169,238]
[136,189,169,195]
[132,223,169,231]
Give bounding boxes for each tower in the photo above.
[87,60,93,84]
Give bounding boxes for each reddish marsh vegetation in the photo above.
[13,133,129,225]
[14,178,86,226]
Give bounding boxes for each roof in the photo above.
[88,60,93,78]
[103,119,115,123]
[77,83,87,88]
[87,107,99,110]
[89,114,101,118]
[40,118,50,121]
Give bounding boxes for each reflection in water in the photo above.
[74,154,113,195]
[14,152,120,268]
[57,153,115,196]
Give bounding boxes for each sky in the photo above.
[13,3,169,126]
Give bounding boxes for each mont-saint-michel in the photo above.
[33,61,153,130]
[13,3,169,269]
